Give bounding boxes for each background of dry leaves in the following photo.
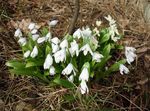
[0,0,150,110]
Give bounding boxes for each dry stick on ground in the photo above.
[68,0,80,35]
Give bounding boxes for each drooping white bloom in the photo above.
[45,32,52,40]
[125,47,137,64]
[73,28,82,39]
[14,28,22,37]
[28,22,35,30]
[37,37,46,44]
[80,44,93,56]
[23,50,31,58]
[48,20,58,27]
[30,46,38,58]
[60,39,68,49]
[49,66,55,76]
[92,52,103,62]
[51,37,60,44]
[32,34,39,41]
[43,54,53,69]
[119,64,129,75]
[68,75,74,83]
[62,63,76,76]
[80,80,89,94]
[81,27,92,38]
[53,48,66,63]
[104,15,116,26]
[31,29,38,34]
[52,43,59,53]
[79,67,89,82]
[18,37,27,46]
[69,40,79,57]
[96,20,102,27]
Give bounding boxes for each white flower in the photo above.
[125,47,136,64]
[18,37,27,46]
[48,20,58,27]
[79,67,89,82]
[60,39,68,49]
[68,75,74,83]
[80,44,93,56]
[31,29,38,34]
[52,43,59,53]
[30,46,38,58]
[81,27,92,38]
[28,22,35,30]
[53,48,66,63]
[119,64,129,75]
[49,66,55,76]
[96,20,102,27]
[62,63,76,75]
[104,15,116,25]
[43,54,53,69]
[24,50,31,58]
[93,27,100,36]
[45,32,52,40]
[14,28,22,37]
[80,80,89,94]
[69,40,79,57]
[73,28,82,39]
[37,37,46,43]
[92,52,103,62]
[32,34,39,41]
[51,37,60,44]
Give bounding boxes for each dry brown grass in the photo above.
[0,0,150,110]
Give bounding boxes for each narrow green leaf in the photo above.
[26,59,44,68]
[100,33,110,44]
[102,44,111,56]
[6,60,25,69]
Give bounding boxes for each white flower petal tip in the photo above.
[62,63,76,76]
[43,54,53,69]
[60,39,68,49]
[14,28,22,37]
[92,52,103,62]
[125,47,137,64]
[37,37,46,44]
[48,20,58,27]
[82,27,92,38]
[32,34,39,41]
[80,80,89,94]
[52,43,59,53]
[28,22,35,30]
[104,15,116,25]
[96,20,102,27]
[24,50,31,58]
[68,75,74,83]
[119,64,129,75]
[53,49,66,63]
[51,37,60,44]
[18,37,27,46]
[49,66,55,76]
[46,32,52,40]
[73,28,82,39]
[80,44,93,56]
[31,29,38,34]
[79,67,89,82]
[30,46,38,58]
[69,40,79,57]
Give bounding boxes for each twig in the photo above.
[68,0,80,35]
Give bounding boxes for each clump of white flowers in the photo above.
[7,15,136,95]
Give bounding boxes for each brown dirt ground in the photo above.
[0,0,150,111]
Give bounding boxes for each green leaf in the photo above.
[41,27,49,36]
[26,59,44,68]
[53,78,74,88]
[102,44,111,56]
[100,33,110,44]
[6,60,25,69]
[45,45,51,55]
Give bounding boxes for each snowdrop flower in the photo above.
[79,67,89,82]
[80,80,89,94]
[31,29,38,34]
[119,64,129,75]
[43,54,53,69]
[60,39,68,49]
[37,37,46,44]
[48,20,58,27]
[30,46,38,58]
[28,22,35,30]
[82,27,92,38]
[49,66,55,76]
[80,44,93,56]
[68,75,74,83]
[53,48,66,63]
[23,50,31,58]
[18,37,27,46]
[32,34,39,41]
[52,43,59,53]
[73,28,82,39]
[69,40,79,57]
[51,37,60,44]
[62,63,76,76]
[92,52,103,62]
[93,27,100,36]
[45,32,52,40]
[125,47,137,64]
[96,20,102,27]
[104,15,116,26]
[14,28,22,37]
